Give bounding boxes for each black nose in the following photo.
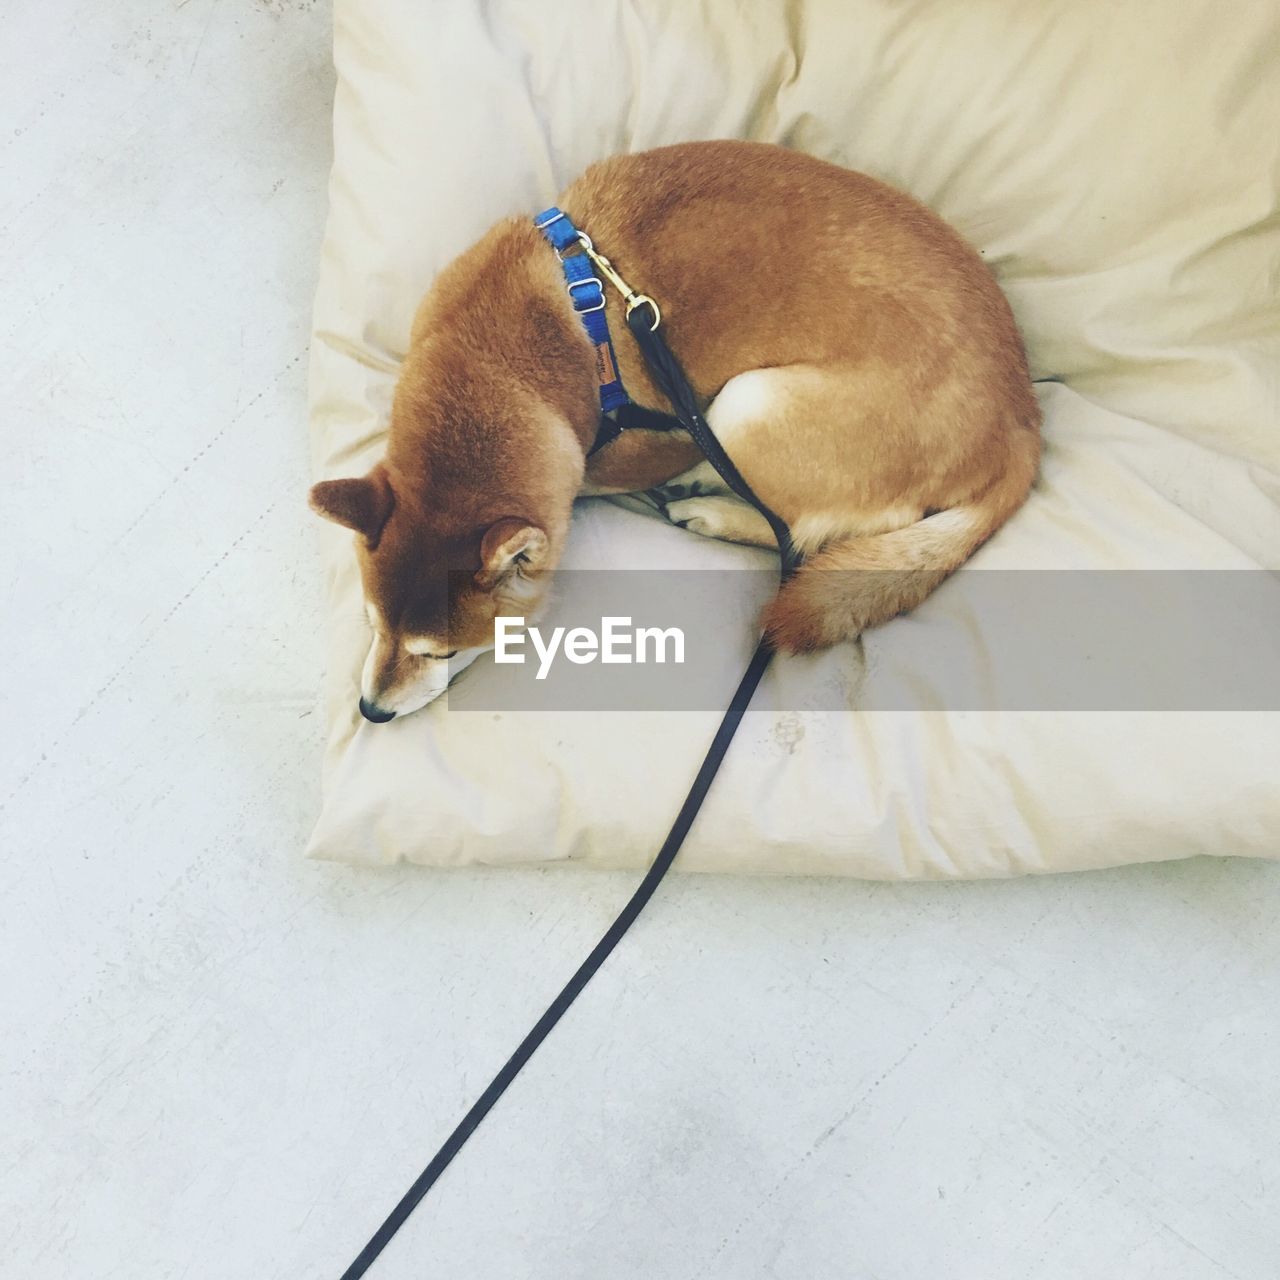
[359,697,396,724]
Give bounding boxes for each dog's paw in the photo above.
[649,479,709,506]
[664,496,726,537]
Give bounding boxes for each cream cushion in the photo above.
[306,0,1280,876]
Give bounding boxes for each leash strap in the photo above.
[535,207,630,417]
[337,228,796,1280]
[339,639,776,1280]
[625,307,801,578]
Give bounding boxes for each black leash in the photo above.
[338,304,796,1280]
[624,309,799,575]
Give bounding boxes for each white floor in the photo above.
[4,5,1279,1279]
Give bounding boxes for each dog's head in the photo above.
[309,463,551,721]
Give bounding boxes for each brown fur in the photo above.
[310,140,1040,717]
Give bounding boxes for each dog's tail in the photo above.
[763,425,1039,652]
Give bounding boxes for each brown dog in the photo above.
[311,141,1040,720]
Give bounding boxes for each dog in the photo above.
[310,140,1040,721]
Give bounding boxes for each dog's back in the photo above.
[566,141,1041,649]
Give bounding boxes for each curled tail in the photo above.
[763,427,1039,653]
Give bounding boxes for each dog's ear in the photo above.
[476,519,548,588]
[309,468,394,546]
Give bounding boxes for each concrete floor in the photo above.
[3,4,1278,1278]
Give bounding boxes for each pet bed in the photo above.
[307,0,1280,877]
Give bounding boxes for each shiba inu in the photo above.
[310,140,1040,721]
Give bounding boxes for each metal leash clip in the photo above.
[576,233,661,331]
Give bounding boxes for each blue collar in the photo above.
[534,206,631,418]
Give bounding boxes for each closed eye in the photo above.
[403,639,458,659]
